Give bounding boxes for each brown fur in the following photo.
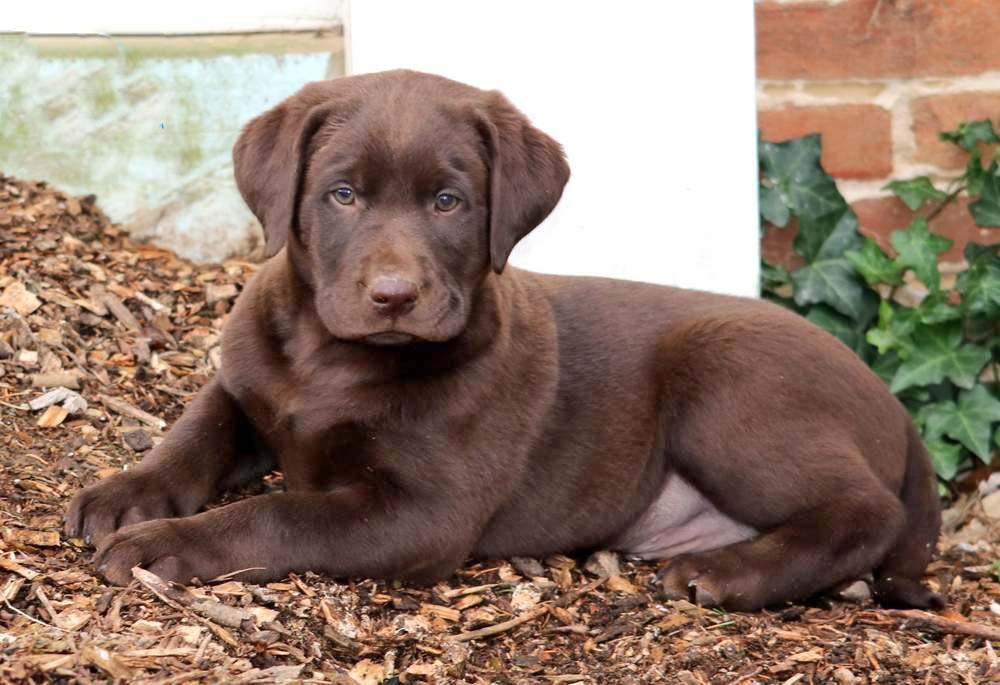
[65,70,942,610]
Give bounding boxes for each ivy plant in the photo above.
[760,122,1000,488]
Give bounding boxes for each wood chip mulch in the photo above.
[3,172,1000,684]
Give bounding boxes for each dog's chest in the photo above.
[612,473,757,559]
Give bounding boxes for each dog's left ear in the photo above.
[479,92,570,273]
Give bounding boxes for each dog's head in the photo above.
[233,70,569,345]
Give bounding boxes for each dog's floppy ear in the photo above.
[479,92,570,273]
[233,81,345,257]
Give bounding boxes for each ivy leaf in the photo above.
[759,184,790,227]
[957,242,1000,317]
[793,258,878,323]
[866,300,919,357]
[759,135,846,221]
[969,171,1000,226]
[939,119,1000,151]
[871,350,902,386]
[966,151,988,196]
[924,438,966,480]
[791,208,876,323]
[922,385,1000,461]
[806,304,870,357]
[795,213,836,263]
[917,291,963,325]
[884,177,947,211]
[761,261,790,292]
[796,208,864,265]
[890,322,992,393]
[846,237,903,286]
[890,219,954,292]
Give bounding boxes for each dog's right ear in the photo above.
[233,81,347,257]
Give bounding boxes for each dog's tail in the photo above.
[872,420,944,609]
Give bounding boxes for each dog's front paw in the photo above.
[94,518,217,586]
[65,471,180,546]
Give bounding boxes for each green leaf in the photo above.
[759,135,847,221]
[917,291,963,325]
[957,242,1000,317]
[846,237,903,286]
[794,207,863,263]
[759,184,790,227]
[922,385,1000,461]
[966,151,987,195]
[806,304,870,357]
[884,177,947,211]
[793,258,877,323]
[866,300,919,357]
[890,219,954,292]
[890,322,992,393]
[939,119,1000,151]
[924,438,966,480]
[761,261,791,293]
[969,172,1000,226]
[790,208,876,323]
[871,349,902,386]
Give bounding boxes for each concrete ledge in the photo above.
[0,30,344,263]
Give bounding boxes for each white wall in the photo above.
[349,1,760,296]
[3,0,345,34]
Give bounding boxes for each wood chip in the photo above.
[98,394,166,430]
[81,645,134,680]
[36,404,69,428]
[30,371,80,389]
[0,281,41,316]
[3,529,61,547]
[102,292,141,331]
[886,608,1000,641]
[132,567,257,629]
[421,603,462,622]
[0,556,40,580]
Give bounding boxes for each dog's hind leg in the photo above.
[870,422,944,609]
[656,463,905,611]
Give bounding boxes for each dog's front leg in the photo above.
[93,486,481,586]
[65,377,269,546]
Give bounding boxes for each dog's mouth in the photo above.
[314,284,468,346]
[364,331,417,346]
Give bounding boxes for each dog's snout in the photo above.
[369,277,418,317]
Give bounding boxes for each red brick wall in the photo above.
[757,0,1000,269]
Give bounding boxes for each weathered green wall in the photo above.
[0,31,344,262]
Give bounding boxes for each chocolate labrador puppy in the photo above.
[66,70,942,611]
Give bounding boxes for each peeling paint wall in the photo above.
[0,30,344,262]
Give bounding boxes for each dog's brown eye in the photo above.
[332,187,355,205]
[435,192,459,212]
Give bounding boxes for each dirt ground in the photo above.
[3,174,1000,684]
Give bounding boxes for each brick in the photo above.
[911,92,1000,169]
[761,221,805,271]
[762,196,1000,270]
[757,0,1000,80]
[854,196,1000,262]
[758,105,893,179]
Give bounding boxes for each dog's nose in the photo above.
[369,277,418,317]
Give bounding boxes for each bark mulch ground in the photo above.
[3,173,1000,684]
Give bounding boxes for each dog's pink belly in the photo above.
[613,473,757,559]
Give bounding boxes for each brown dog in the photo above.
[65,70,942,611]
